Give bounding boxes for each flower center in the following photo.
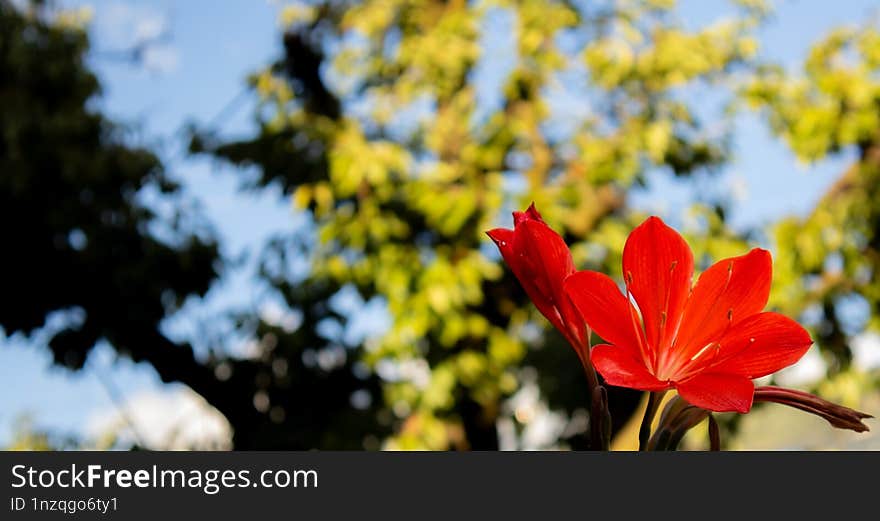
[654,341,719,381]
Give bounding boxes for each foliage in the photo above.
[0,0,387,449]
[0,0,217,369]
[744,24,880,379]
[194,0,775,449]
[5,0,879,450]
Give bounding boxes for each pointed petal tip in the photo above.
[513,202,544,225]
[745,247,774,267]
[627,215,689,252]
[640,215,669,230]
[635,216,687,239]
[525,202,542,219]
[486,228,512,246]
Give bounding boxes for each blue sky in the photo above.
[0,0,290,443]
[1,0,878,445]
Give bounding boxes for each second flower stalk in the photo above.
[487,204,609,449]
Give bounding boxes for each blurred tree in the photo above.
[742,23,880,407]
[7,0,877,451]
[0,0,387,449]
[0,0,218,373]
[192,0,767,449]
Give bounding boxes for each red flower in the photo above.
[487,204,589,361]
[564,216,812,413]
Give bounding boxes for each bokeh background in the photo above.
[2,0,879,450]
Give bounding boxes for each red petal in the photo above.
[486,228,514,253]
[516,219,584,344]
[672,249,772,364]
[513,202,543,225]
[675,373,755,413]
[622,216,694,360]
[564,270,645,350]
[488,215,584,349]
[591,344,668,391]
[517,219,575,294]
[708,312,813,379]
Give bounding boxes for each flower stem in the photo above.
[575,338,609,450]
[639,391,666,451]
[708,414,720,451]
[590,385,612,450]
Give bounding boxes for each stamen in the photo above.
[665,261,736,379]
[690,342,716,362]
[655,261,681,375]
[674,341,723,380]
[625,276,651,371]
